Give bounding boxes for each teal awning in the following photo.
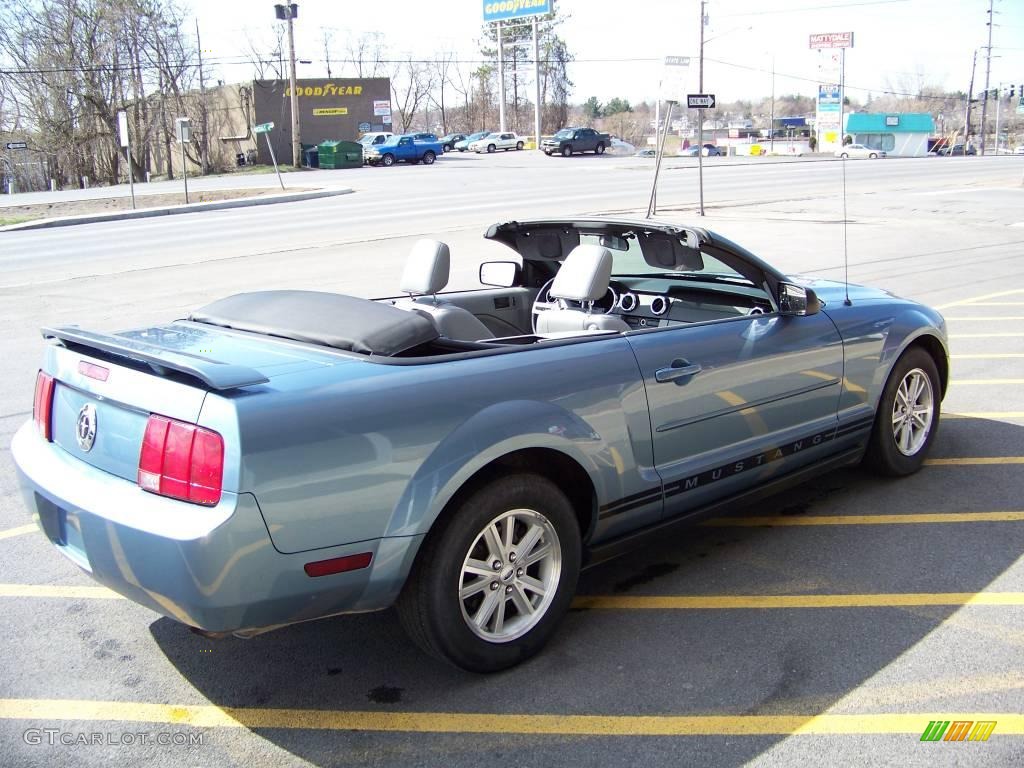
[844,113,935,133]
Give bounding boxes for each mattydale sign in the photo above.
[483,0,551,23]
[809,32,854,49]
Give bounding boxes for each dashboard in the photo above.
[591,279,775,329]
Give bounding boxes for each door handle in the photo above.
[655,359,703,383]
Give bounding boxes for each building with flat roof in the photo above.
[843,113,935,157]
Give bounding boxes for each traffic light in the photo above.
[1010,85,1016,98]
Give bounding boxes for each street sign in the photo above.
[174,117,191,143]
[809,32,854,49]
[5,142,27,150]
[117,110,129,148]
[483,0,550,23]
[687,94,716,109]
[254,122,274,134]
[664,56,690,67]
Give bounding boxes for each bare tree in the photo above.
[390,57,434,133]
[346,32,388,79]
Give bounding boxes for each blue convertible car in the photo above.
[13,218,948,671]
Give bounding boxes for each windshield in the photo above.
[578,233,747,282]
[554,129,573,138]
[467,132,488,141]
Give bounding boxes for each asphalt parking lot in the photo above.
[1,156,1022,767]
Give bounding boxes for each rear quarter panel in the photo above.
[230,337,654,554]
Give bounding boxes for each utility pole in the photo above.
[979,0,995,155]
[769,55,775,153]
[275,3,302,167]
[195,20,208,175]
[532,16,542,148]
[965,48,978,146]
[698,0,706,216]
[497,21,506,132]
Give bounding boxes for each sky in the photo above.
[188,0,1024,107]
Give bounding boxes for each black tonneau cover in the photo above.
[190,291,439,357]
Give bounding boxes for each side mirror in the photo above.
[480,261,520,288]
[778,283,821,316]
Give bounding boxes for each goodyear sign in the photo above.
[483,0,551,22]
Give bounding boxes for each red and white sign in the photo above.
[809,32,854,49]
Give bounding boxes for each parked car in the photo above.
[835,143,886,159]
[438,133,467,152]
[13,216,949,672]
[409,132,438,143]
[1015,145,1024,156]
[679,143,722,157]
[935,143,976,156]
[454,131,490,152]
[635,148,658,158]
[357,132,393,147]
[469,132,524,153]
[542,127,611,156]
[363,134,443,166]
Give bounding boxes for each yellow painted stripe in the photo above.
[953,379,1024,385]
[945,412,1024,419]
[574,593,1024,610]
[938,288,1024,310]
[947,316,1024,321]
[965,302,1024,306]
[952,353,1024,359]
[925,457,1024,465]
[950,333,1024,338]
[0,524,37,541]
[703,511,1024,527]
[0,699,1021,736]
[0,584,121,599]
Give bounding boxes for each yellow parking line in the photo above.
[946,316,1024,321]
[953,379,1024,385]
[703,511,1024,527]
[0,524,36,541]
[925,457,1024,465]
[0,584,121,599]
[966,302,1024,307]
[0,698,1021,736]
[946,413,1024,421]
[952,353,1024,359]
[574,593,1024,610]
[950,333,1024,338]
[938,288,1024,310]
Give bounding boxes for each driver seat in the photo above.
[535,245,630,334]
[396,239,494,340]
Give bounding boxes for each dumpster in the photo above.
[317,140,341,169]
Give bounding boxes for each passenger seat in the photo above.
[396,240,495,341]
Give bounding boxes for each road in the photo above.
[1,153,1023,767]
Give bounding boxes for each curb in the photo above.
[0,187,353,232]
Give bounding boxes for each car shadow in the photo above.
[150,415,1024,766]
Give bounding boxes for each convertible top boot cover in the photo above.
[190,291,439,356]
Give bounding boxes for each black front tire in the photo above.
[863,347,941,476]
[595,143,605,154]
[422,150,436,165]
[396,474,581,673]
[381,153,395,167]
[487,144,496,153]
[516,141,524,150]
[561,145,572,157]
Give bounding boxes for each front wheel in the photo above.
[516,141,524,150]
[840,153,849,159]
[561,145,572,157]
[422,150,436,165]
[595,143,605,155]
[863,347,941,476]
[869,153,878,159]
[396,473,581,672]
[381,153,395,167]
[487,144,496,153]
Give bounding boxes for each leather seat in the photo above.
[396,240,494,341]
[535,245,630,334]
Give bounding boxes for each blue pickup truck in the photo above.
[363,134,443,166]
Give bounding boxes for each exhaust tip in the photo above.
[189,626,231,640]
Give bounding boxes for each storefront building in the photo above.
[843,113,935,157]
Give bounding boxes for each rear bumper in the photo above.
[11,421,422,633]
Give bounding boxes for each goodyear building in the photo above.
[252,78,392,164]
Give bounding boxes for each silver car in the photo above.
[469,132,524,153]
[835,143,886,159]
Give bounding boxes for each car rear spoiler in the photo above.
[41,326,270,391]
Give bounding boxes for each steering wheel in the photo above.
[531,278,559,333]
[531,279,619,333]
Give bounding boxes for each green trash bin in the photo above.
[333,141,364,169]
[317,140,341,169]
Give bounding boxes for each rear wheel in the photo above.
[863,347,941,476]
[422,150,436,165]
[869,152,878,159]
[396,473,581,673]
[381,153,395,167]
[595,142,605,155]
[561,145,572,157]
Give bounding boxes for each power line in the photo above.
[715,0,910,17]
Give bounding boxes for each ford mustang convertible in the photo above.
[13,217,948,672]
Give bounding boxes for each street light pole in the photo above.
[697,0,706,216]
[979,0,994,155]
[769,55,775,153]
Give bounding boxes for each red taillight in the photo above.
[138,414,224,506]
[33,371,55,441]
